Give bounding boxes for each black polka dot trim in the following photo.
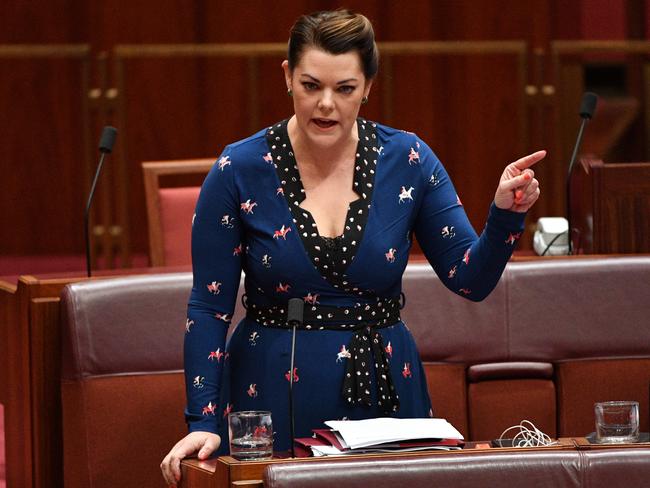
[266,119,379,295]
[246,297,401,414]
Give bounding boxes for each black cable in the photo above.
[84,152,107,277]
[541,231,568,256]
[288,323,297,458]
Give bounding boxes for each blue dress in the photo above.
[184,118,525,453]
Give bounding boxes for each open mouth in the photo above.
[312,118,338,129]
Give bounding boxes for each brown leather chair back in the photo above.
[60,273,193,488]
[507,257,650,437]
[264,450,583,488]
[401,257,650,441]
[264,447,650,488]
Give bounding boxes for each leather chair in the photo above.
[58,257,650,487]
[582,448,650,488]
[60,274,193,488]
[142,159,214,267]
[264,450,584,488]
[506,257,650,438]
[402,256,650,441]
[264,447,650,488]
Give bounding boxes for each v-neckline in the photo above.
[266,118,380,295]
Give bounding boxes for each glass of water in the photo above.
[228,411,273,460]
[594,401,639,443]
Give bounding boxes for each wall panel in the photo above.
[1,0,648,264]
[0,48,90,254]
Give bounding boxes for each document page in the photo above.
[324,418,464,449]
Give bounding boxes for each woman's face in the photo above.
[283,47,372,150]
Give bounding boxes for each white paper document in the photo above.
[324,418,464,449]
[310,444,460,456]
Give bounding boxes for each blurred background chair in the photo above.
[60,274,192,488]
[142,159,214,267]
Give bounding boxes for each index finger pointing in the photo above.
[512,150,546,170]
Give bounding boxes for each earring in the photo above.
[287,88,293,97]
[361,96,369,105]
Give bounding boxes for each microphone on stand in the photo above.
[286,298,304,458]
[566,92,597,254]
[84,126,117,277]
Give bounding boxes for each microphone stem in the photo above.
[84,152,107,277]
[566,118,588,255]
[288,323,297,458]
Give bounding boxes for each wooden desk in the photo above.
[572,160,650,253]
[0,267,189,488]
[180,439,581,488]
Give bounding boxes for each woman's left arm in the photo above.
[413,140,545,302]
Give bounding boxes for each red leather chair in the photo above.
[142,159,213,267]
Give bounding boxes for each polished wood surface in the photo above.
[179,437,601,488]
[3,276,69,487]
[113,39,529,258]
[0,280,17,486]
[4,1,648,265]
[0,45,91,256]
[572,159,650,253]
[30,298,64,488]
[3,275,87,488]
[550,40,650,220]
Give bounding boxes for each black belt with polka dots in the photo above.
[245,296,404,414]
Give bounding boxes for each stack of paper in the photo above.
[294,418,464,457]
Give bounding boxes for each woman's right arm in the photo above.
[161,149,243,486]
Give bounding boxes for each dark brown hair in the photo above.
[287,9,379,79]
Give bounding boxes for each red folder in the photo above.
[295,429,464,457]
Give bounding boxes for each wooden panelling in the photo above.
[377,43,528,234]
[112,42,527,255]
[551,41,650,219]
[30,297,63,488]
[4,275,81,488]
[0,1,648,265]
[0,1,88,43]
[0,280,17,486]
[112,44,288,254]
[0,46,91,255]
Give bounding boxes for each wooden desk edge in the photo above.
[180,438,580,487]
[572,436,650,450]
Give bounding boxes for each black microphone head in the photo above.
[287,298,304,325]
[98,126,117,153]
[579,92,598,119]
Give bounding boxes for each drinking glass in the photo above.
[594,401,639,443]
[228,411,273,460]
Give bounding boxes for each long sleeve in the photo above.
[184,148,243,432]
[413,138,525,301]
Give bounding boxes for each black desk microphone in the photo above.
[566,92,597,254]
[84,126,117,277]
[286,298,304,458]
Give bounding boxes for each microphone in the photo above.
[286,297,304,458]
[98,126,117,154]
[566,92,597,254]
[84,126,117,277]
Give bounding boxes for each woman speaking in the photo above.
[161,9,543,486]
